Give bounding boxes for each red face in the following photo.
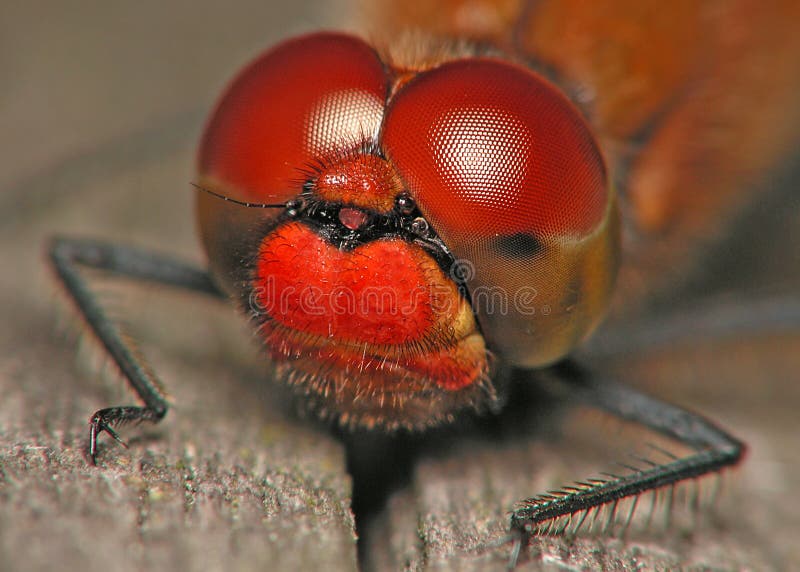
[196,32,617,428]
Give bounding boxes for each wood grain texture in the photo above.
[2,3,798,572]
[369,332,800,570]
[0,2,358,571]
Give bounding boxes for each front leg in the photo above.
[508,360,744,565]
[48,236,224,463]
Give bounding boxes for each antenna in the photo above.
[191,182,285,209]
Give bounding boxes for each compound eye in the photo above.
[382,59,615,367]
[196,33,388,296]
[198,32,388,204]
[383,58,607,248]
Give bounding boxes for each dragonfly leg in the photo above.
[509,359,744,550]
[48,236,225,464]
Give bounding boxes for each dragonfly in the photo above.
[48,0,800,568]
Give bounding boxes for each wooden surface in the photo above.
[365,334,800,570]
[0,3,358,571]
[1,2,799,571]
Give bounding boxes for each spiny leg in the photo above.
[48,236,225,463]
[508,359,744,560]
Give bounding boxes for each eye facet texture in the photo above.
[383,58,614,366]
[383,58,608,244]
[199,32,387,203]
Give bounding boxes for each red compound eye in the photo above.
[382,59,615,367]
[199,32,387,202]
[383,58,607,244]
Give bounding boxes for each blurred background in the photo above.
[1,2,798,571]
